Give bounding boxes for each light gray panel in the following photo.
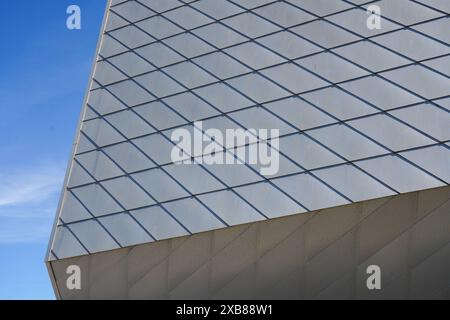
[237,0,274,10]
[131,206,189,239]
[235,182,306,218]
[193,51,251,79]
[192,23,247,48]
[200,116,242,138]
[111,0,128,7]
[274,173,349,211]
[134,101,186,131]
[436,97,450,111]
[299,52,368,83]
[105,11,129,31]
[287,0,351,16]
[278,133,343,170]
[76,150,123,181]
[133,133,180,165]
[163,33,214,59]
[137,0,181,13]
[423,55,450,77]
[348,114,434,151]
[356,155,445,193]
[362,0,442,25]
[235,143,302,178]
[257,31,321,60]
[326,7,399,38]
[374,29,450,61]
[99,213,154,247]
[135,71,184,98]
[108,80,155,106]
[164,61,217,88]
[132,169,189,202]
[223,12,281,38]
[340,76,421,110]
[382,65,450,100]
[83,107,98,121]
[401,145,450,183]
[163,92,219,121]
[254,1,315,27]
[334,41,410,72]
[191,0,243,20]
[163,198,226,233]
[264,97,335,130]
[67,162,95,188]
[99,34,128,57]
[308,124,387,160]
[303,87,376,120]
[165,163,224,194]
[204,162,263,187]
[69,220,120,252]
[87,88,126,116]
[412,0,450,12]
[291,20,359,48]
[105,109,155,139]
[102,176,155,210]
[108,25,154,49]
[93,60,127,85]
[104,142,156,173]
[135,42,184,68]
[413,18,450,44]
[75,135,96,154]
[390,103,450,141]
[194,82,253,112]
[230,107,295,137]
[107,51,155,77]
[51,227,88,259]
[164,5,213,29]
[315,164,395,202]
[261,63,328,93]
[112,1,155,23]
[59,192,93,223]
[136,16,183,39]
[198,190,266,226]
[82,118,125,147]
[224,42,285,70]
[71,184,122,216]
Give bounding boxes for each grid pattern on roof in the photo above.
[48,0,450,260]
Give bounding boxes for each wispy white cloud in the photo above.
[0,166,63,208]
[0,163,65,243]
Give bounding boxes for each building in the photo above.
[46,0,450,299]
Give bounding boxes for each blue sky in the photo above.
[0,1,106,299]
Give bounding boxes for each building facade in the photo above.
[47,0,450,299]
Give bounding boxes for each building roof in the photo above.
[47,0,450,261]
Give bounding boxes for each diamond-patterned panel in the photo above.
[48,0,450,260]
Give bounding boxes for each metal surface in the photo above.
[48,0,450,261]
